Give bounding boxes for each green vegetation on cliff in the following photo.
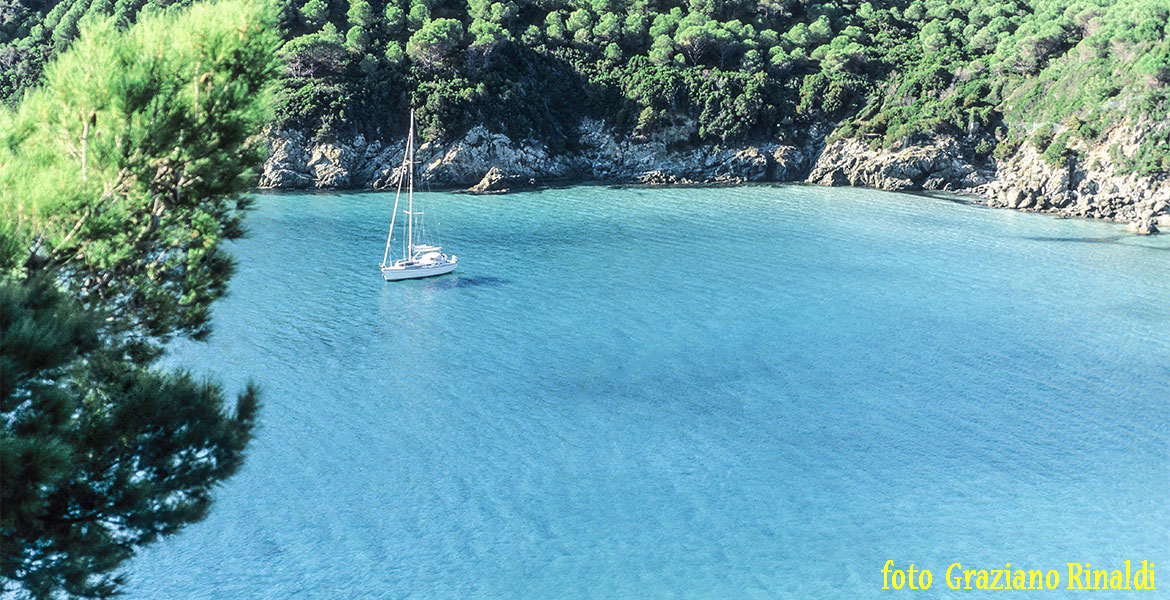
[3,1,1168,172]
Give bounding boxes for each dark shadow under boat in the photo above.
[422,275,511,290]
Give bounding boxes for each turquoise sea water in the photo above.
[126,185,1169,599]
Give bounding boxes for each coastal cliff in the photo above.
[258,121,1170,233]
[259,119,823,190]
[12,0,1169,235]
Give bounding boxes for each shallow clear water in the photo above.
[126,185,1169,598]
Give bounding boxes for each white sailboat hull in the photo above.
[380,258,457,281]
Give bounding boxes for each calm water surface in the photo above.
[126,185,1170,599]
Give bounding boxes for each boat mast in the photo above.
[382,119,410,267]
[407,108,415,259]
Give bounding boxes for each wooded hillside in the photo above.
[3,0,1168,173]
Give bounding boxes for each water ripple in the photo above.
[130,185,1170,599]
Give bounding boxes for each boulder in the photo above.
[810,168,849,187]
[1004,188,1026,209]
[716,148,769,181]
[469,167,509,193]
[306,144,351,188]
[1124,218,1159,235]
[258,129,314,189]
[771,146,810,180]
[806,137,980,192]
[261,168,313,189]
[638,170,698,185]
[315,167,350,188]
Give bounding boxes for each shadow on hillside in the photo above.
[457,44,643,152]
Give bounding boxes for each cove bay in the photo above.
[125,185,1169,599]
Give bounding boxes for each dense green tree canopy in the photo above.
[3,1,1168,171]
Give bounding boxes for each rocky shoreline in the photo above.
[259,119,1170,234]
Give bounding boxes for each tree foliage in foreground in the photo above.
[0,278,260,599]
[0,1,281,597]
[1,0,281,359]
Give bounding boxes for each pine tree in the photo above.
[406,18,464,69]
[0,0,282,360]
[0,277,259,599]
[0,1,280,597]
[299,0,328,26]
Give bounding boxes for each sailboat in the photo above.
[380,109,458,281]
